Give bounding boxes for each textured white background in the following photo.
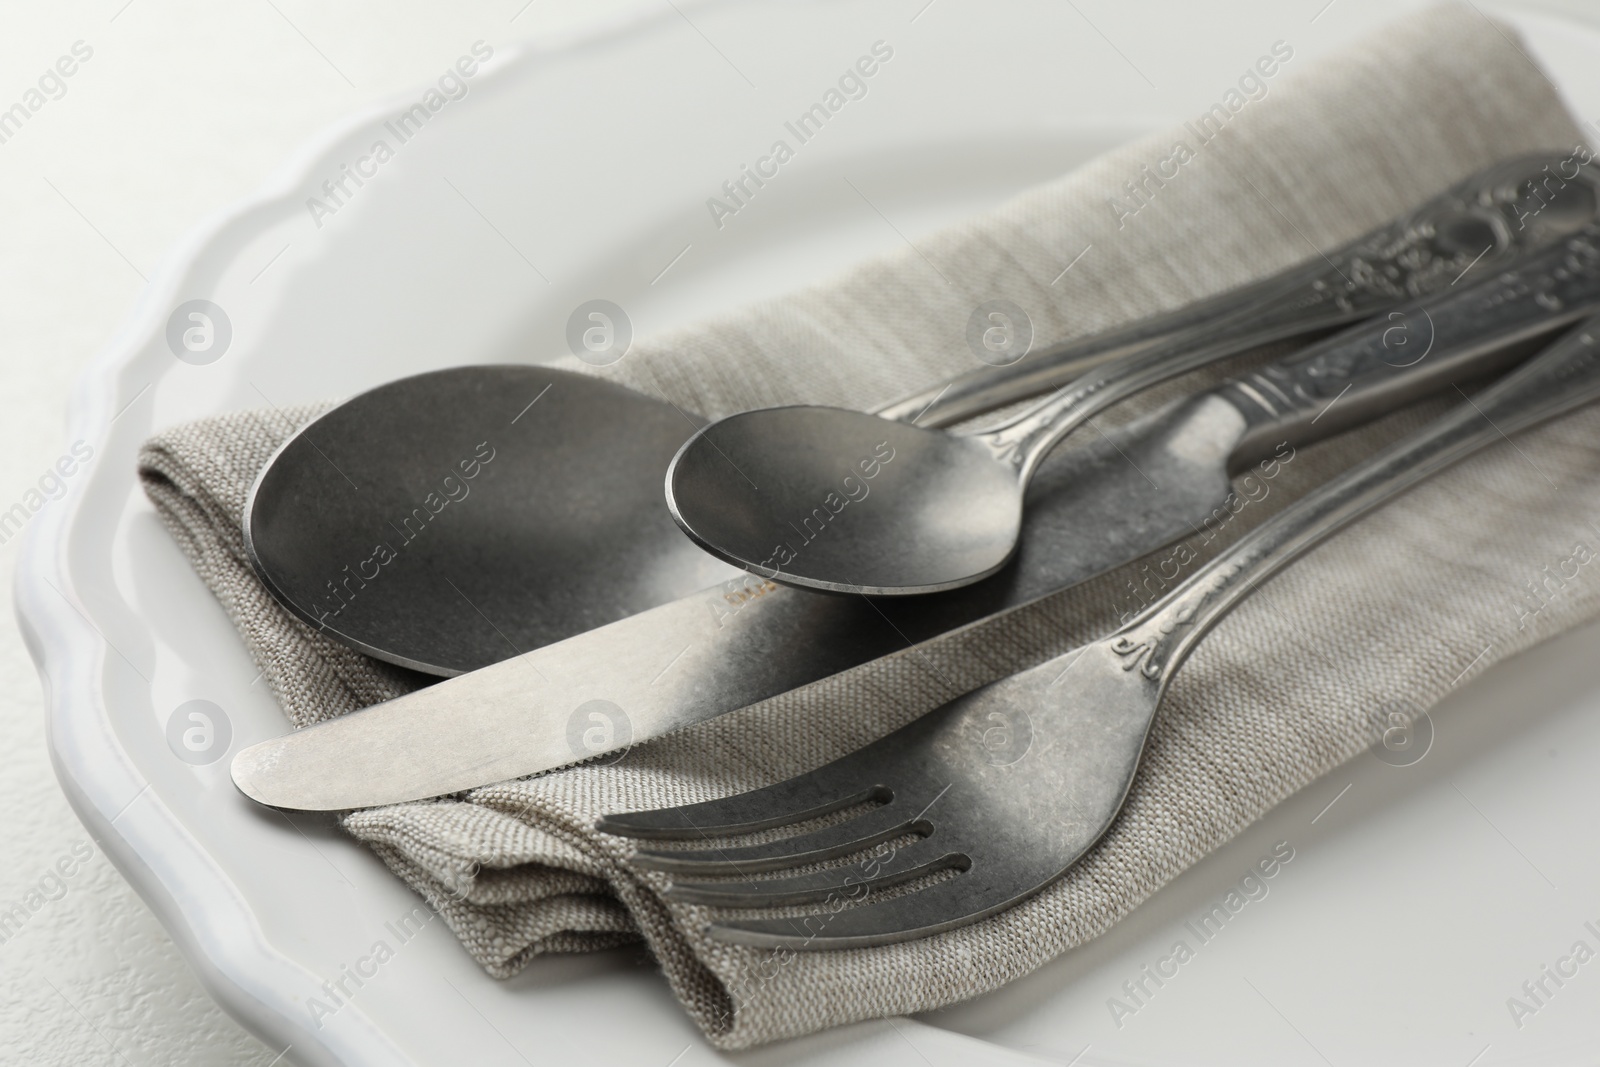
[2,1,1595,1064]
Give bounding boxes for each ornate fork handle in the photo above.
[1112,244,1600,685]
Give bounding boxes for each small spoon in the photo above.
[666,156,1600,595]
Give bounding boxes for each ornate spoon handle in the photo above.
[960,153,1600,469]
[889,152,1599,428]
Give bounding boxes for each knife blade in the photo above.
[232,232,1600,810]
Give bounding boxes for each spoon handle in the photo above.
[1107,305,1600,688]
[965,154,1600,471]
[882,151,1598,429]
[874,254,1332,426]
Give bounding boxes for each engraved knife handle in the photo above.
[1108,302,1600,687]
[882,151,1600,431]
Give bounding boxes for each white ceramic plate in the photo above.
[20,2,1600,1064]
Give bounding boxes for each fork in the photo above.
[597,291,1600,952]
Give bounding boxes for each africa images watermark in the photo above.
[307,903,437,1030]
[1518,138,1598,234]
[311,440,497,626]
[1514,537,1595,632]
[166,699,232,767]
[713,822,922,1028]
[1108,442,1296,624]
[708,573,782,629]
[705,40,895,230]
[306,41,494,228]
[967,299,1034,368]
[1504,917,1600,1030]
[1106,840,1297,1029]
[0,840,98,947]
[0,40,94,147]
[1108,40,1295,230]
[0,440,95,547]
[748,439,897,580]
[566,299,633,366]
[565,698,633,767]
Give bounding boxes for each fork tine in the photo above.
[703,870,1018,950]
[663,838,964,907]
[626,798,923,875]
[595,774,890,840]
[595,735,909,840]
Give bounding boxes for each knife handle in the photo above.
[1219,224,1600,471]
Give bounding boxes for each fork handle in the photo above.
[1108,243,1600,686]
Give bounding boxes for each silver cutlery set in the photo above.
[233,153,1600,949]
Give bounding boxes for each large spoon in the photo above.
[666,155,1600,595]
[247,154,1597,673]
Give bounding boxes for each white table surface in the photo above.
[2,1,1595,1063]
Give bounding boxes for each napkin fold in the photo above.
[139,4,1600,1048]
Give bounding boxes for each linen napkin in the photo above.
[138,4,1600,1048]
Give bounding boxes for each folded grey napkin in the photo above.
[138,5,1600,1048]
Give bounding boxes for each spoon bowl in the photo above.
[665,406,1022,595]
[245,365,741,676]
